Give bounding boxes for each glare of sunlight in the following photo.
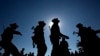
[45,14,63,28]
[49,21,53,28]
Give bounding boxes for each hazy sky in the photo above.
[0,0,100,56]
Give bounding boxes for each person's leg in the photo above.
[10,43,21,56]
[3,48,10,56]
[40,44,47,56]
[51,41,59,56]
[37,44,47,56]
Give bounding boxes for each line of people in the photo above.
[0,18,100,56]
[0,18,70,56]
[31,18,70,56]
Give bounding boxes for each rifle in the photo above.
[61,34,69,39]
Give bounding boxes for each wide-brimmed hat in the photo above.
[10,23,18,28]
[38,21,46,25]
[52,18,60,23]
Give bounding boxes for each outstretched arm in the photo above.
[13,31,22,36]
[95,30,100,34]
[60,33,69,39]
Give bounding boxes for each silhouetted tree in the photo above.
[32,21,47,56]
[70,52,74,56]
[0,23,22,56]
[24,53,28,56]
[28,52,34,56]
[20,48,25,56]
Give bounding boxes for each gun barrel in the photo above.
[62,35,69,39]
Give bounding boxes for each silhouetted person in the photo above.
[86,26,100,56]
[76,23,88,55]
[59,37,70,56]
[49,18,69,56]
[0,23,22,56]
[76,23,100,56]
[32,21,47,56]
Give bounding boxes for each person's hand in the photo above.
[19,33,22,36]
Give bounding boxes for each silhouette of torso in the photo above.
[0,23,22,56]
[34,25,45,44]
[50,24,61,45]
[50,23,61,56]
[51,24,60,36]
[2,27,14,42]
[59,38,70,56]
[32,22,47,56]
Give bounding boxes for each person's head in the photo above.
[52,18,60,24]
[76,23,83,28]
[38,21,46,27]
[10,23,18,29]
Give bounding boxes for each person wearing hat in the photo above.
[76,23,100,56]
[32,21,47,56]
[50,18,69,56]
[1,23,22,56]
[59,37,70,56]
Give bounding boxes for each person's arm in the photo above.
[60,33,69,39]
[95,30,100,34]
[13,31,22,36]
[58,26,69,39]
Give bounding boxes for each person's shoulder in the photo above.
[4,27,10,30]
